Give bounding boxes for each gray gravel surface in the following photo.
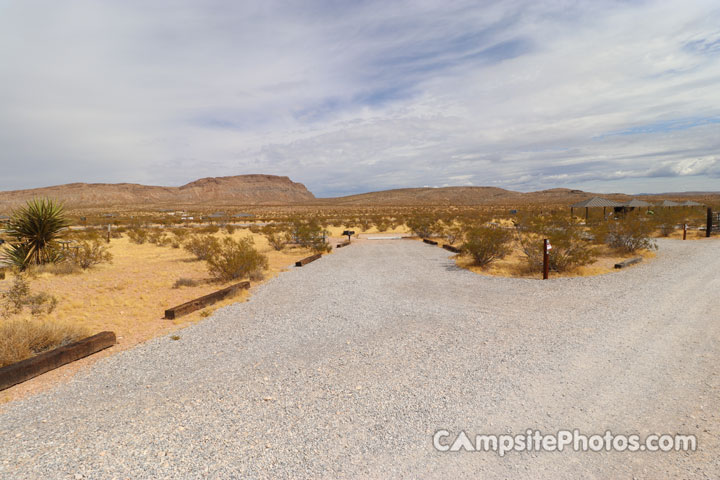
[1,238,719,479]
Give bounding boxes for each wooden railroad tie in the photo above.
[164,281,250,319]
[295,253,322,267]
[614,257,642,269]
[0,331,116,391]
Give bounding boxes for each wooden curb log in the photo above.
[423,239,438,245]
[165,281,250,319]
[614,257,642,269]
[296,253,322,267]
[336,241,350,249]
[442,244,461,253]
[0,331,116,391]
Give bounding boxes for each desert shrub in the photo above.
[595,214,657,253]
[65,239,113,269]
[173,277,200,289]
[171,228,190,241]
[650,208,684,237]
[1,273,58,317]
[0,318,88,367]
[184,234,221,261]
[289,218,331,252]
[262,225,291,251]
[441,222,470,245]
[462,226,513,268]
[206,237,269,282]
[225,224,236,235]
[2,198,68,270]
[198,225,220,234]
[406,215,439,238]
[147,229,172,247]
[517,212,597,272]
[126,228,148,244]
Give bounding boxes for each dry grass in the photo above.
[0,318,89,368]
[454,241,656,278]
[0,228,318,394]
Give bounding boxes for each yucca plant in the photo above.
[2,198,68,269]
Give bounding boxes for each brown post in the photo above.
[543,239,549,280]
[683,223,687,240]
[585,207,589,222]
[707,208,713,237]
[107,224,111,243]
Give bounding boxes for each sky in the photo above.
[1,0,719,197]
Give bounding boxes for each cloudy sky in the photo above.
[1,0,719,196]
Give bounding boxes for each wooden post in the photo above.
[570,207,574,218]
[683,223,687,240]
[707,208,713,237]
[543,239,549,280]
[585,207,589,222]
[107,224,111,243]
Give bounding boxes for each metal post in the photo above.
[107,224,111,243]
[707,208,713,237]
[543,239,549,280]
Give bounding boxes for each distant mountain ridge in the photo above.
[0,176,717,210]
[0,175,315,209]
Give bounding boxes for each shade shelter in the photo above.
[659,200,681,207]
[681,200,702,207]
[570,197,625,221]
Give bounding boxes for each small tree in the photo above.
[262,226,291,251]
[2,198,68,270]
[206,236,269,282]
[462,226,513,268]
[289,218,330,252]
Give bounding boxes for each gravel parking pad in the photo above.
[1,239,719,478]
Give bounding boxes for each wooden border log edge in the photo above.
[422,238,438,245]
[336,240,351,249]
[165,281,250,319]
[614,257,642,269]
[296,253,322,267]
[442,244,461,253]
[0,331,116,391]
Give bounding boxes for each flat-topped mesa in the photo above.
[0,174,316,208]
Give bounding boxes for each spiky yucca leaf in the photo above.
[3,198,68,268]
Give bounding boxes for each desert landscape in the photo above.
[3,1,720,478]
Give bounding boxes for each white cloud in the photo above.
[1,0,719,195]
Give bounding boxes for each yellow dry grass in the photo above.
[0,318,89,368]
[453,241,656,279]
[0,229,319,400]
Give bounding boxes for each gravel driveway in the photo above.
[1,238,719,479]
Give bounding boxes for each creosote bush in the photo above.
[206,237,268,282]
[1,273,58,317]
[462,226,513,268]
[406,215,439,239]
[184,234,221,261]
[65,239,113,269]
[594,213,657,253]
[126,228,148,244]
[262,226,291,251]
[516,212,597,272]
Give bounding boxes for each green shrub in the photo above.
[406,215,438,238]
[65,239,113,269]
[462,226,513,268]
[1,273,58,317]
[289,218,330,252]
[517,212,597,272]
[206,237,269,282]
[595,213,657,253]
[126,228,148,244]
[184,234,221,261]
